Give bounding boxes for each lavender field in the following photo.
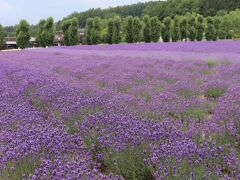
[0,41,240,179]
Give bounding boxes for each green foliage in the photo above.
[181,108,208,122]
[68,17,79,45]
[86,18,94,45]
[143,15,151,43]
[150,16,161,42]
[92,17,102,44]
[37,17,55,47]
[112,16,122,44]
[213,17,220,40]
[62,17,79,46]
[196,14,205,41]
[205,17,216,41]
[132,17,142,43]
[1,154,41,180]
[102,146,154,180]
[16,20,30,49]
[85,17,102,45]
[0,24,4,49]
[106,19,114,44]
[136,91,152,103]
[204,87,226,99]
[187,14,196,41]
[179,17,188,41]
[124,16,134,43]
[62,19,71,46]
[172,15,181,42]
[161,16,172,42]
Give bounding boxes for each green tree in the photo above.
[92,17,102,44]
[205,17,216,41]
[37,19,46,46]
[112,16,122,44]
[196,14,204,41]
[0,24,4,50]
[171,15,181,42]
[132,16,142,43]
[218,16,232,39]
[44,17,55,46]
[179,16,188,41]
[187,15,196,41]
[16,20,30,49]
[150,16,161,42]
[106,19,114,44]
[124,16,134,43]
[86,18,94,45]
[161,16,171,42]
[143,15,151,43]
[213,17,220,40]
[68,17,79,45]
[62,19,71,46]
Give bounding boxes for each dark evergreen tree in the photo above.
[196,14,204,41]
[161,16,171,42]
[106,19,114,44]
[112,16,122,44]
[172,15,181,42]
[132,16,142,43]
[187,15,196,41]
[179,16,188,41]
[205,17,216,41]
[150,16,161,42]
[124,16,134,43]
[143,15,151,43]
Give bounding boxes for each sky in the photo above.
[0,0,153,26]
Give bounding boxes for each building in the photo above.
[4,37,17,49]
[54,29,86,46]
[4,37,38,49]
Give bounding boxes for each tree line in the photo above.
[0,8,240,49]
[3,0,240,37]
[83,9,240,45]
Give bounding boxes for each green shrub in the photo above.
[204,87,226,99]
[181,108,208,123]
[136,91,152,103]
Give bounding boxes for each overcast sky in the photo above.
[0,0,153,26]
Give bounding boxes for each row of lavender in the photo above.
[0,41,240,179]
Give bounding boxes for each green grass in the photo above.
[1,154,41,180]
[199,69,212,75]
[64,106,101,134]
[165,78,177,84]
[97,81,108,89]
[181,108,208,122]
[136,91,152,103]
[204,87,226,100]
[205,60,219,68]
[117,85,131,93]
[154,85,164,92]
